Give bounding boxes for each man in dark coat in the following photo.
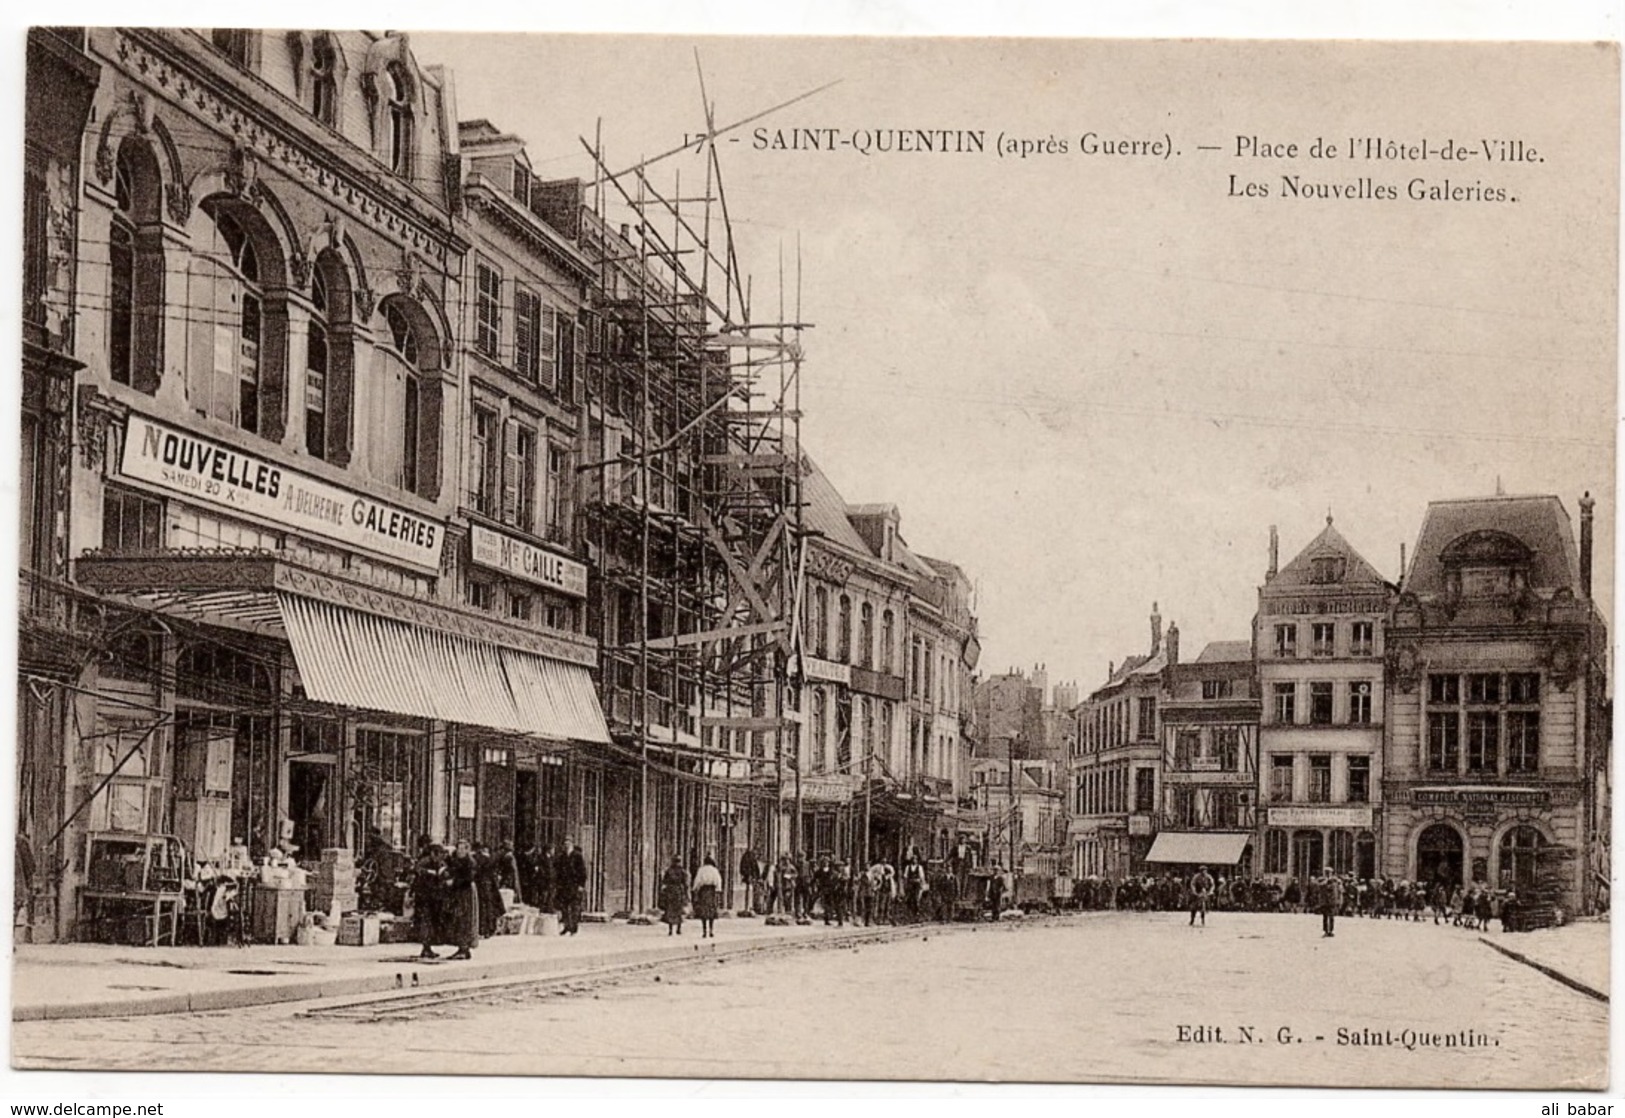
[473,843,505,938]
[443,840,479,960]
[739,848,762,914]
[1319,868,1344,938]
[555,838,588,935]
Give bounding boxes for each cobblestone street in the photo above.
[11,913,1606,1088]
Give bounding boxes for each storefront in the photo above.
[1387,786,1574,896]
[1259,804,1376,881]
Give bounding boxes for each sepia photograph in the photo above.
[8,12,1618,1098]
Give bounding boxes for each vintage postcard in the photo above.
[12,29,1616,1092]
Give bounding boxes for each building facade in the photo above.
[1151,633,1260,875]
[1255,521,1392,883]
[1069,605,1167,879]
[1382,494,1608,915]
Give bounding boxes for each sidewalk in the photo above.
[11,914,932,1022]
[1478,917,1611,1000]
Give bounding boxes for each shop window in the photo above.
[1347,755,1371,803]
[1351,621,1374,657]
[102,487,163,552]
[1427,712,1459,773]
[1311,622,1335,657]
[354,728,419,851]
[1466,711,1499,773]
[1328,830,1354,873]
[1273,623,1297,658]
[1307,755,1331,803]
[1499,826,1545,891]
[1264,828,1288,874]
[1507,711,1540,773]
[467,580,496,612]
[1347,681,1372,725]
[1272,683,1295,724]
[1309,682,1333,725]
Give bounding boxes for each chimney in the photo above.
[1580,491,1595,598]
[1267,526,1279,581]
[1399,542,1407,584]
[1166,622,1181,668]
[1150,601,1163,654]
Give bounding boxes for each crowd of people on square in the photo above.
[735,845,1011,927]
[1069,867,1527,934]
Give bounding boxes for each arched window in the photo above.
[859,601,874,669]
[385,61,413,178]
[370,297,441,498]
[108,142,164,393]
[306,270,330,458]
[837,595,852,663]
[1499,825,1545,891]
[310,34,338,127]
[304,251,354,463]
[187,202,282,433]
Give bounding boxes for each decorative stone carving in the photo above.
[354,285,376,320]
[1387,642,1422,693]
[395,246,422,296]
[1547,641,1578,692]
[289,251,313,289]
[224,143,262,204]
[74,384,125,471]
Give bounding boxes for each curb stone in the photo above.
[1476,936,1608,1003]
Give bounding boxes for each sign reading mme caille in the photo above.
[469,525,587,599]
[119,415,444,573]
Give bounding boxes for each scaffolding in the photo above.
[577,87,810,913]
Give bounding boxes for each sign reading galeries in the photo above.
[120,415,445,573]
[469,524,587,599]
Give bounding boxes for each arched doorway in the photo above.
[1416,823,1464,889]
[1498,825,1546,891]
[1292,829,1323,880]
[1355,830,1377,879]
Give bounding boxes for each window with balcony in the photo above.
[1269,755,1293,803]
[1348,681,1372,725]
[1274,623,1297,658]
[1311,622,1335,657]
[1309,681,1333,725]
[1307,754,1332,802]
[1347,755,1370,803]
[1273,683,1295,724]
[1351,621,1374,657]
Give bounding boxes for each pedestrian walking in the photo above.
[659,855,690,936]
[473,843,504,938]
[987,859,1006,921]
[776,853,798,916]
[555,837,588,935]
[443,839,479,960]
[1318,869,1344,938]
[1188,865,1215,926]
[739,848,762,914]
[902,853,928,922]
[692,855,723,937]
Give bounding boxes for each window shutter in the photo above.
[540,304,558,390]
[514,291,535,380]
[500,417,521,525]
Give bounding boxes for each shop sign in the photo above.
[784,775,860,804]
[1412,787,1548,808]
[458,785,476,819]
[470,525,588,598]
[120,414,444,573]
[1128,814,1153,836]
[804,657,852,685]
[1268,805,1374,829]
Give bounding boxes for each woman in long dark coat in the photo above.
[691,855,723,938]
[410,844,448,960]
[474,843,505,938]
[443,840,480,960]
[659,856,690,936]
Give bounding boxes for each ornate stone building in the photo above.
[1382,494,1607,914]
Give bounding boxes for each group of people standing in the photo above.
[736,848,1005,926]
[659,855,725,937]
[409,836,589,960]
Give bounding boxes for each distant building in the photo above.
[1383,494,1608,915]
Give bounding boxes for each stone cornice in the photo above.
[107,30,468,260]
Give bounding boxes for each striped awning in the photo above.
[278,593,609,744]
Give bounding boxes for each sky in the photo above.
[411,34,1618,697]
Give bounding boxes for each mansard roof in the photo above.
[1404,494,1582,597]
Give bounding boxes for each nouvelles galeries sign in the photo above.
[119,414,445,573]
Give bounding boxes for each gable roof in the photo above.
[1270,518,1389,591]
[800,455,877,557]
[1404,494,1581,597]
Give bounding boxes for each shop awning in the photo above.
[1144,832,1251,866]
[279,593,609,744]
